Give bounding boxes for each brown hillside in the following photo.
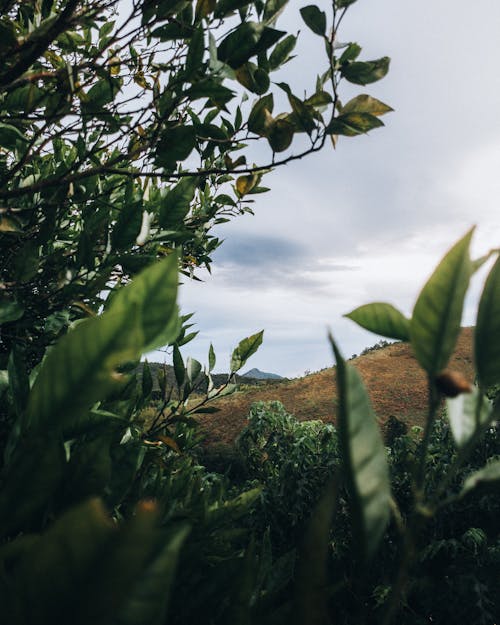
[200,328,475,446]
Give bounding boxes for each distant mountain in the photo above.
[242,368,283,380]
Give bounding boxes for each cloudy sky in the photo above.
[151,0,500,378]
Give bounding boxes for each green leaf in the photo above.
[26,312,136,433]
[0,298,24,324]
[186,356,202,384]
[267,117,295,151]
[173,344,185,386]
[345,303,410,341]
[159,177,197,229]
[116,523,191,625]
[217,22,285,69]
[236,62,270,94]
[142,360,153,398]
[339,42,361,63]
[288,93,316,133]
[208,343,216,371]
[214,0,252,18]
[475,254,500,389]
[329,333,391,560]
[248,93,274,135]
[185,26,204,76]
[269,34,296,70]
[300,5,327,36]
[341,94,393,117]
[111,199,143,250]
[230,330,264,372]
[155,126,196,170]
[410,228,474,375]
[109,253,180,353]
[0,122,27,150]
[460,460,500,497]
[341,57,390,85]
[263,0,289,23]
[446,388,493,448]
[326,112,384,136]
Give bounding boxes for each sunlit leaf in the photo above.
[230,330,264,372]
[345,303,410,341]
[268,33,296,69]
[410,228,474,375]
[326,112,384,136]
[236,173,259,196]
[341,94,393,116]
[329,333,391,559]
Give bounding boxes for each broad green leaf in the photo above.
[446,387,493,448]
[0,437,64,539]
[230,330,264,372]
[341,94,393,116]
[263,0,289,24]
[267,117,294,151]
[341,57,390,85]
[155,126,196,170]
[345,303,410,341]
[287,93,315,133]
[159,177,197,229]
[26,310,137,432]
[109,253,179,353]
[208,343,216,371]
[300,5,327,37]
[236,62,270,94]
[185,26,204,76]
[0,122,27,150]
[186,356,202,384]
[326,112,384,136]
[460,460,500,497]
[410,228,474,375]
[173,344,185,386]
[0,298,24,324]
[475,255,500,389]
[217,22,285,69]
[248,93,274,135]
[339,42,361,63]
[111,200,143,251]
[269,34,296,70]
[329,333,390,559]
[117,523,191,625]
[195,0,216,18]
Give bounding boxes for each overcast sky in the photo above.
[150,0,500,378]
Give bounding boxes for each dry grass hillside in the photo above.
[200,328,475,446]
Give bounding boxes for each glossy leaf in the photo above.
[230,330,264,372]
[326,112,384,136]
[341,57,390,85]
[410,229,474,375]
[186,356,202,384]
[329,333,391,559]
[109,252,179,353]
[475,254,500,388]
[446,388,493,448]
[345,303,410,341]
[268,33,296,69]
[300,5,326,36]
[218,22,285,69]
[159,177,197,228]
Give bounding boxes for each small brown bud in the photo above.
[435,370,472,397]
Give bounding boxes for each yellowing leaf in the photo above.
[236,174,258,196]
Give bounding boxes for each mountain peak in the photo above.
[242,368,283,380]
